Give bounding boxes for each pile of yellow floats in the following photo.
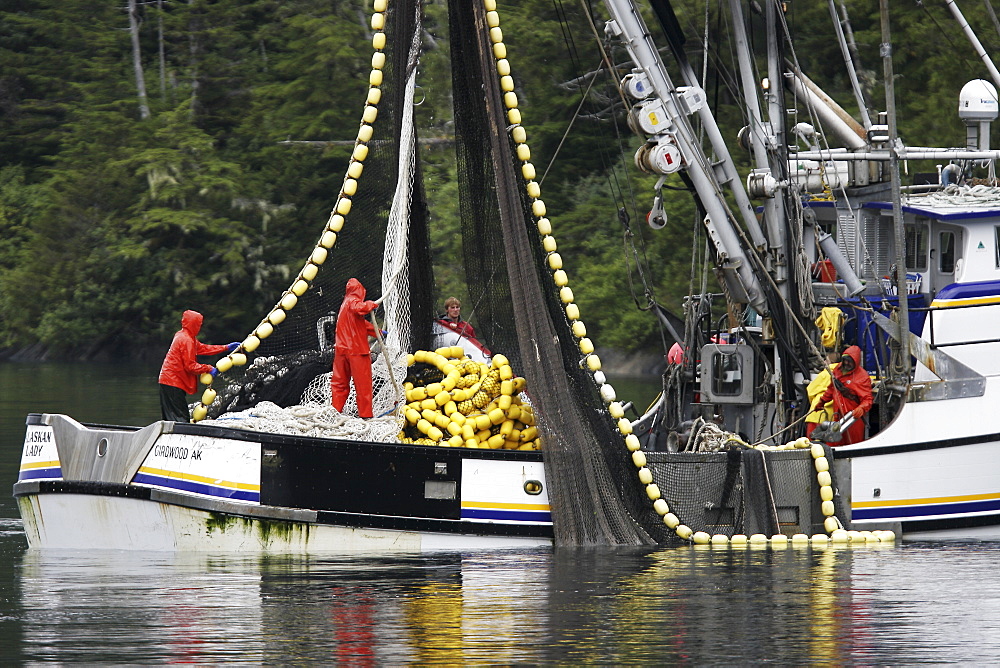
[398,347,541,450]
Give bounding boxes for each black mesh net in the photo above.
[207,0,433,418]
[196,0,838,546]
[448,0,668,546]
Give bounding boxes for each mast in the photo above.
[602,0,767,312]
[879,0,912,380]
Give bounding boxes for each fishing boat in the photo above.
[18,0,997,550]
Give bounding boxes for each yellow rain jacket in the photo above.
[805,363,839,425]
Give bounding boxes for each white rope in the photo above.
[909,184,1000,207]
[201,401,402,441]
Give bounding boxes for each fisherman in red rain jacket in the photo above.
[158,310,237,422]
[814,345,873,445]
[331,278,379,418]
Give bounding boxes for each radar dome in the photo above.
[959,79,999,121]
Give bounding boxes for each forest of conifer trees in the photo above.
[1,0,998,361]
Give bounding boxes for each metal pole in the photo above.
[880,0,911,381]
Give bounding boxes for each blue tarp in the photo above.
[840,294,927,372]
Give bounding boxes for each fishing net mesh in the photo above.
[447,0,666,546]
[202,0,433,438]
[195,0,841,544]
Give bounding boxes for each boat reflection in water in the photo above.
[19,541,998,664]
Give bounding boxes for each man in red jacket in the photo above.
[331,278,380,418]
[813,345,873,445]
[158,310,238,422]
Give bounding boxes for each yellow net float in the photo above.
[487,10,499,27]
[536,217,551,235]
[267,309,286,325]
[645,483,661,500]
[524,168,538,186]
[501,75,515,92]
[216,356,233,373]
[515,143,530,160]
[242,335,260,352]
[352,145,369,162]
[504,91,518,109]
[200,372,214,385]
[625,434,640,451]
[256,322,274,339]
[336,197,352,215]
[372,52,386,70]
[202,388,217,405]
[496,58,510,76]
[363,105,378,123]
[507,108,521,125]
[371,12,384,30]
[302,263,319,281]
[358,124,374,143]
[280,293,298,310]
[493,42,506,59]
[532,200,546,216]
[320,231,337,249]
[192,405,208,422]
[311,247,328,264]
[372,31,386,49]
[489,27,503,43]
[548,253,563,270]
[542,235,557,252]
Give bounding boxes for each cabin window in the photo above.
[939,231,956,273]
[905,224,928,271]
[711,351,744,397]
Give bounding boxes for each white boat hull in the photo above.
[838,376,1000,539]
[16,492,550,552]
[15,414,554,553]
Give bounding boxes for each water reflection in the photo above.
[11,541,1000,663]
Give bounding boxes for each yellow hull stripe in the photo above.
[462,500,551,511]
[854,490,1000,509]
[20,460,62,471]
[137,465,260,492]
[931,295,1000,308]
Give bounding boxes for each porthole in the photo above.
[97,438,109,457]
[524,479,543,495]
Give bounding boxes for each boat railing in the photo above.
[912,300,1000,349]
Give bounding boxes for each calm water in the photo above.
[3,363,1000,663]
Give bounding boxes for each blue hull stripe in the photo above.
[133,472,260,503]
[853,497,1000,520]
[461,508,552,523]
[18,467,63,481]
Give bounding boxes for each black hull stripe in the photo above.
[899,512,1000,534]
[835,431,1000,458]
